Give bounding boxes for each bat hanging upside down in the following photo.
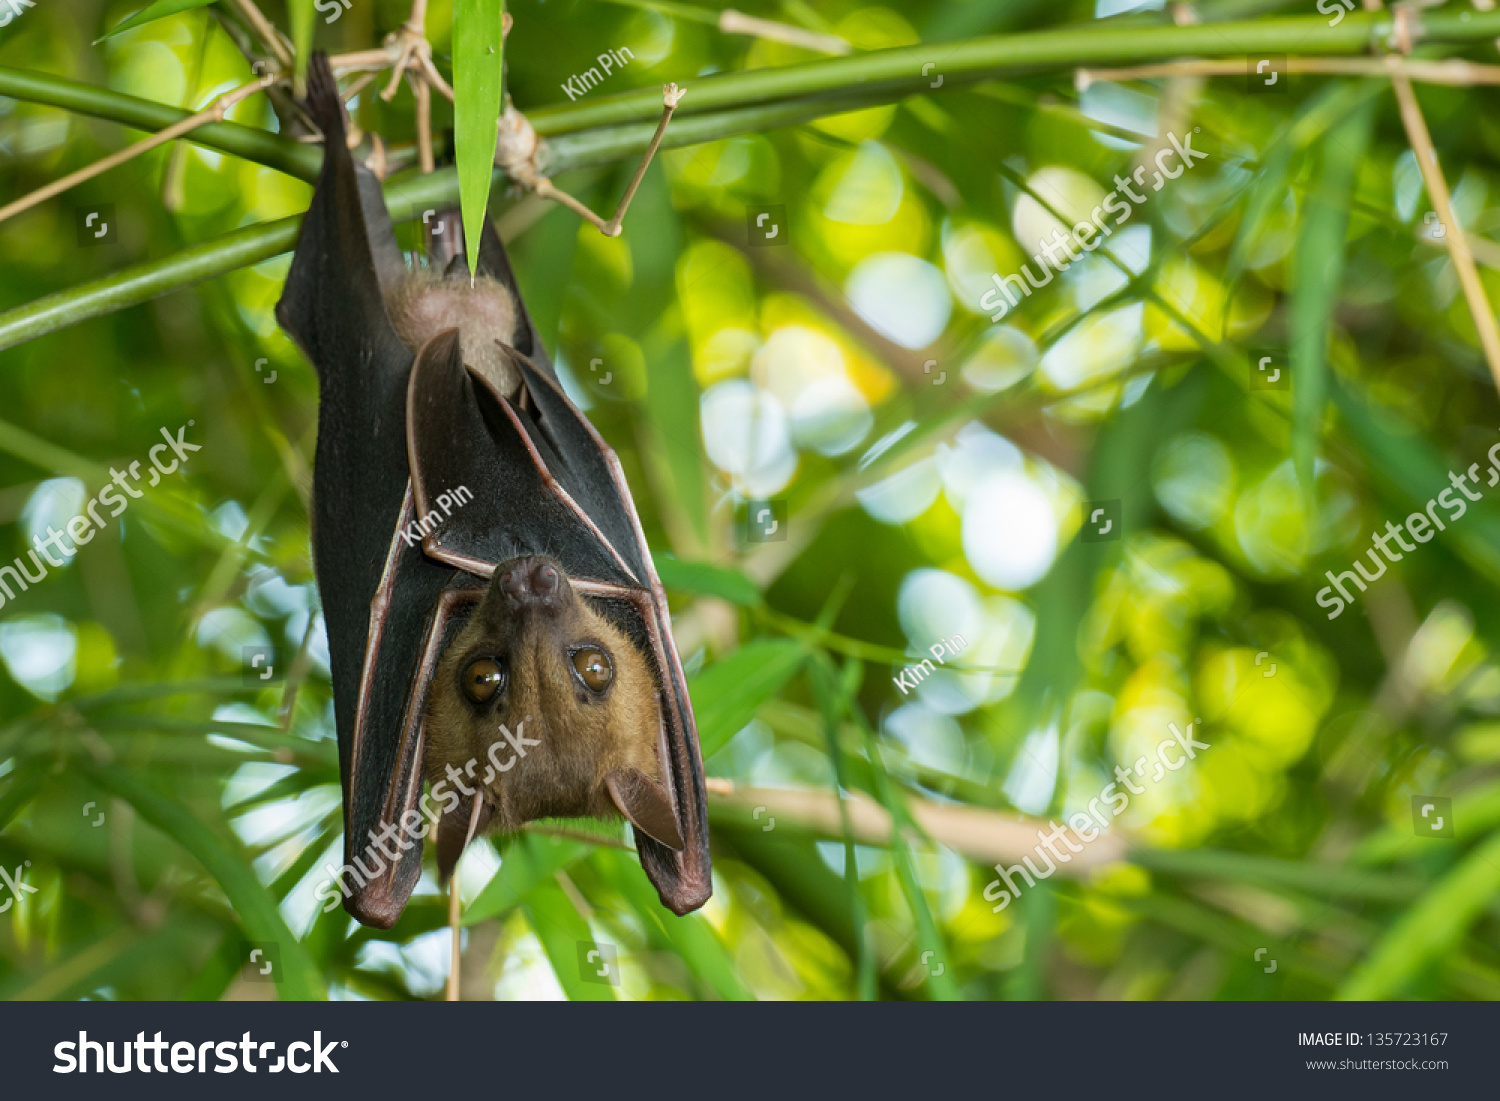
[425,552,685,876]
[275,53,710,928]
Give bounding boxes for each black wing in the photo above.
[275,53,454,927]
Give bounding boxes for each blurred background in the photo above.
[1,0,1499,1000]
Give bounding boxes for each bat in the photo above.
[275,53,710,929]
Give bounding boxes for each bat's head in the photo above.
[423,556,684,869]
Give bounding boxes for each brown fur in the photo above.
[423,557,665,837]
[387,270,521,396]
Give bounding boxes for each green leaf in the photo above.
[1352,779,1500,866]
[592,848,752,1000]
[1333,380,1500,581]
[287,0,315,88]
[464,832,591,924]
[96,0,216,41]
[653,553,761,606]
[1338,830,1500,999]
[808,656,875,1000]
[1290,86,1376,500]
[689,638,806,758]
[0,772,43,832]
[83,763,325,1000]
[452,0,505,279]
[520,876,616,1000]
[843,682,961,1000]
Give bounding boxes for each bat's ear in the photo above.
[606,768,684,851]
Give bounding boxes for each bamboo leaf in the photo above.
[653,553,761,606]
[809,656,875,1000]
[83,763,325,1000]
[520,876,616,1001]
[1333,380,1500,580]
[96,0,216,41]
[1353,780,1500,866]
[464,833,591,924]
[689,638,806,757]
[1290,86,1375,499]
[593,848,752,1000]
[846,692,961,1000]
[287,0,315,88]
[452,0,505,279]
[1338,831,1500,999]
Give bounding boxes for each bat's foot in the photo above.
[501,83,686,238]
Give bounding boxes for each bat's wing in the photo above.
[477,217,553,373]
[275,53,455,927]
[407,334,712,915]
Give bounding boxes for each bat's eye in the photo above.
[571,647,612,693]
[462,658,505,704]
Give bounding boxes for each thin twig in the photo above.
[1360,0,1500,390]
[1077,55,1500,87]
[1419,229,1500,271]
[230,0,293,71]
[1388,66,1500,389]
[0,75,275,227]
[522,822,631,848]
[446,871,462,1001]
[447,792,485,1002]
[717,9,851,54]
[600,84,683,236]
[341,70,379,104]
[276,615,319,730]
[519,84,686,236]
[413,73,434,174]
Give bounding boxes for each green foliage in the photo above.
[453,0,505,277]
[97,0,218,43]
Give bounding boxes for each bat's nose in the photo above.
[498,557,563,605]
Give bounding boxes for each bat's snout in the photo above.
[496,556,570,608]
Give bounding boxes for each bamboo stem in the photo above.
[0,66,317,179]
[1079,55,1500,86]
[9,8,1500,348]
[0,75,275,227]
[0,78,1203,350]
[705,781,1128,870]
[526,9,1500,134]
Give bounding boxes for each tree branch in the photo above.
[6,8,1500,349]
[0,91,894,350]
[0,66,318,181]
[528,9,1500,133]
[706,781,1128,870]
